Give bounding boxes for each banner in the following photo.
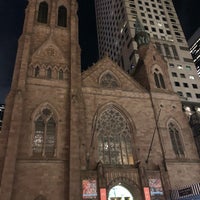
[100,188,107,200]
[144,187,151,200]
[149,178,163,196]
[82,179,97,199]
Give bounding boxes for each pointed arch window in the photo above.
[100,72,120,88]
[168,122,184,157]
[58,6,67,27]
[37,2,48,24]
[154,69,166,89]
[34,66,40,77]
[47,68,52,79]
[58,69,64,80]
[96,106,134,165]
[33,108,56,157]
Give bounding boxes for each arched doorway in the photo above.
[108,185,134,200]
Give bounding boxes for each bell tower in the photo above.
[0,0,82,199]
[133,18,173,92]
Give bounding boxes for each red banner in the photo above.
[144,187,151,200]
[100,188,107,200]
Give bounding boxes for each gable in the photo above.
[31,34,67,65]
[82,57,146,93]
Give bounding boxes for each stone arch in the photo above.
[30,102,59,157]
[166,118,185,157]
[152,64,166,89]
[107,177,142,200]
[99,70,121,88]
[37,1,49,24]
[92,102,137,165]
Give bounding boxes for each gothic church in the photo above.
[0,0,199,200]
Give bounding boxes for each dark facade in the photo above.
[0,104,5,131]
[0,1,200,200]
[0,104,5,130]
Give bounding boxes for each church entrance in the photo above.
[108,185,134,200]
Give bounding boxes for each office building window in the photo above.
[186,65,191,70]
[174,82,180,87]
[172,72,177,77]
[192,84,198,89]
[189,75,195,80]
[177,91,183,97]
[186,93,192,98]
[196,94,200,98]
[180,73,185,78]
[183,83,188,88]
[177,65,183,70]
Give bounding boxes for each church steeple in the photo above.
[0,0,81,199]
[134,17,150,48]
[133,18,173,92]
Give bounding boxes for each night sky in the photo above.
[0,0,199,103]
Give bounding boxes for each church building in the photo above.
[0,0,199,200]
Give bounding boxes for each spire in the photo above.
[135,16,145,34]
[134,17,150,47]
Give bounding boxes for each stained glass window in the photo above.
[96,106,134,165]
[33,108,56,157]
[100,72,120,88]
[168,122,184,157]
[37,2,48,24]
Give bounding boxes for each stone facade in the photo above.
[0,0,199,200]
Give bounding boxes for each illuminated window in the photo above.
[186,65,191,70]
[37,1,48,24]
[33,108,56,157]
[96,106,134,165]
[177,65,183,69]
[189,75,195,80]
[168,122,184,157]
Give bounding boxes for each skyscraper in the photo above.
[188,27,200,77]
[95,0,200,104]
